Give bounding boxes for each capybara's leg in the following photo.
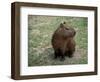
[54,50,59,59]
[60,54,65,61]
[67,51,74,58]
[67,46,75,58]
[59,50,65,61]
[64,51,69,57]
[54,49,61,59]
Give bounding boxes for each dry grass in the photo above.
[28,15,88,66]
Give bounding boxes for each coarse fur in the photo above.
[51,22,76,61]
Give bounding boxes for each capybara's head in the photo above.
[59,22,76,37]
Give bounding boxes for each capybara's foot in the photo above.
[54,55,57,59]
[68,54,73,58]
[60,56,65,61]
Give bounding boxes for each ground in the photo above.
[28,15,88,66]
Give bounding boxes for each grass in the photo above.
[28,15,88,66]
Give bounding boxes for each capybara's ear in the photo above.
[60,23,64,27]
[63,21,66,24]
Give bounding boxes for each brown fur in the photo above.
[51,22,76,61]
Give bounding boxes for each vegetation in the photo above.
[28,15,88,66]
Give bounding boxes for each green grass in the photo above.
[28,15,88,66]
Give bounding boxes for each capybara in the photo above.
[51,22,76,61]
